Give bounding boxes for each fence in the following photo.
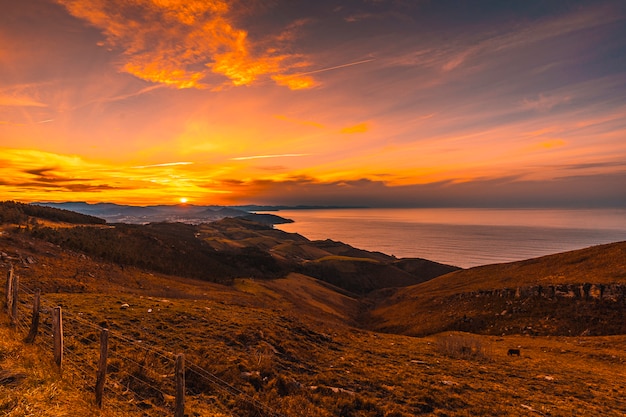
[4,266,287,417]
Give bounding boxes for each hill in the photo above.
[0,202,625,416]
[0,201,105,225]
[2,229,626,416]
[366,241,626,336]
[3,201,456,293]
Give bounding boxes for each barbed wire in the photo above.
[186,363,287,417]
[2,273,290,417]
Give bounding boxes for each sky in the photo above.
[1,0,626,207]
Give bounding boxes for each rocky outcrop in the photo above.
[456,283,626,303]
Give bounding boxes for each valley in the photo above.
[0,202,625,416]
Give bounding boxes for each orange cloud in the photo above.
[539,139,567,149]
[55,0,313,89]
[340,122,369,134]
[0,95,47,107]
[272,74,317,90]
[231,154,310,161]
[523,139,567,152]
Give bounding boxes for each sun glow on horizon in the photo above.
[1,1,625,207]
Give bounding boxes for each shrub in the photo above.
[435,333,491,360]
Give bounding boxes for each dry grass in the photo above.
[367,241,626,336]
[1,227,626,416]
[7,288,622,417]
[313,255,380,263]
[435,332,491,360]
[0,315,126,417]
[407,241,626,298]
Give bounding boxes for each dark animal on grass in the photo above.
[507,348,521,356]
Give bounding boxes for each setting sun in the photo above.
[0,0,625,207]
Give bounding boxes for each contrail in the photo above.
[294,58,375,76]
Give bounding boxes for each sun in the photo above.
[179,197,188,204]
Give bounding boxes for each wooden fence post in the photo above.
[10,274,18,326]
[24,289,41,343]
[175,353,185,417]
[95,328,109,408]
[4,266,13,310]
[52,306,63,371]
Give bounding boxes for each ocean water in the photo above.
[268,208,626,268]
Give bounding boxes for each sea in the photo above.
[266,208,626,268]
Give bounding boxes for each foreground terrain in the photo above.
[0,202,625,416]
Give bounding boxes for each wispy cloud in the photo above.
[340,122,369,134]
[388,4,621,76]
[132,162,194,169]
[231,154,310,161]
[274,115,325,129]
[0,95,47,107]
[521,94,572,112]
[211,172,626,207]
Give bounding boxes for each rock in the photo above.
[120,303,130,309]
[241,371,261,380]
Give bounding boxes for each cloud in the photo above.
[274,115,325,129]
[132,162,194,169]
[388,4,621,76]
[0,95,47,107]
[0,149,125,196]
[521,94,572,112]
[524,139,567,152]
[271,74,317,90]
[54,0,313,89]
[218,173,626,208]
[231,154,310,161]
[340,122,369,134]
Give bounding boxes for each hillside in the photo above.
[0,203,625,416]
[366,241,626,336]
[196,216,458,293]
[4,201,455,293]
[2,232,625,416]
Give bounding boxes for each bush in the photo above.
[435,333,491,360]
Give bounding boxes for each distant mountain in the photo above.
[34,202,291,225]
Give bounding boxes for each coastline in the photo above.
[270,207,626,268]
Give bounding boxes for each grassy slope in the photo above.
[367,241,626,336]
[0,215,625,415]
[3,290,625,416]
[0,314,126,417]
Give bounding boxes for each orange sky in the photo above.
[1,0,626,207]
